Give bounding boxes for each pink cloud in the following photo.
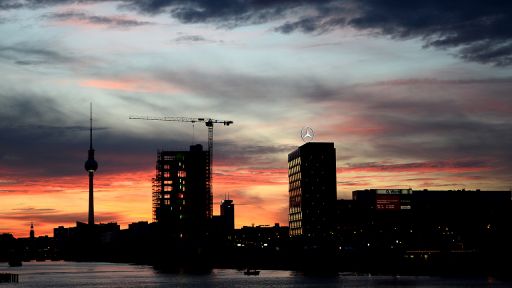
[80,78,183,94]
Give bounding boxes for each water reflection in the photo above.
[0,261,510,287]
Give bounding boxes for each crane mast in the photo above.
[129,115,233,218]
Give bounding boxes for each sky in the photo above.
[0,0,511,238]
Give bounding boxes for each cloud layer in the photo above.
[125,0,512,66]
[1,1,511,65]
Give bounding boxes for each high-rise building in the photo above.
[152,144,210,231]
[220,200,234,231]
[288,142,337,242]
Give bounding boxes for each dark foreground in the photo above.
[1,261,511,288]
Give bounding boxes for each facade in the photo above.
[288,142,337,242]
[152,144,210,234]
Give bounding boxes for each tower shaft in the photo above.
[88,171,94,225]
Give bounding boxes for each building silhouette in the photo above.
[335,188,512,274]
[288,142,337,243]
[151,144,211,271]
[220,199,235,231]
[152,144,210,227]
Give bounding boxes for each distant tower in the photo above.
[220,199,234,231]
[30,222,35,239]
[84,103,98,225]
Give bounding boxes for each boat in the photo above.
[244,268,260,276]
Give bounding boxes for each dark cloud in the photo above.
[123,0,512,66]
[0,0,22,10]
[120,0,313,27]
[0,95,94,177]
[44,11,153,28]
[173,34,222,44]
[275,0,512,66]
[345,160,489,172]
[0,43,75,65]
[347,0,512,66]
[276,16,345,34]
[215,142,296,168]
[175,35,206,42]
[338,180,371,187]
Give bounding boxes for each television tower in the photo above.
[84,103,98,225]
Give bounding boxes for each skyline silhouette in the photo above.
[1,1,512,238]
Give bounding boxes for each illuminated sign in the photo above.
[376,189,412,195]
[376,195,400,210]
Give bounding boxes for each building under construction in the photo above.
[152,144,210,229]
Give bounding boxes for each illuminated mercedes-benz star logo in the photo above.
[300,127,315,142]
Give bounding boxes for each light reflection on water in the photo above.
[0,261,510,287]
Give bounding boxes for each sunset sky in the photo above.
[1,1,511,238]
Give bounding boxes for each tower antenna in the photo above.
[89,103,93,149]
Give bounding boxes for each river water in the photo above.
[0,261,510,287]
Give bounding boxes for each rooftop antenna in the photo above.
[192,122,195,144]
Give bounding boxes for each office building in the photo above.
[288,142,337,241]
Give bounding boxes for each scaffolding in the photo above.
[151,151,163,222]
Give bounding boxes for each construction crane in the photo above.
[129,115,234,218]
